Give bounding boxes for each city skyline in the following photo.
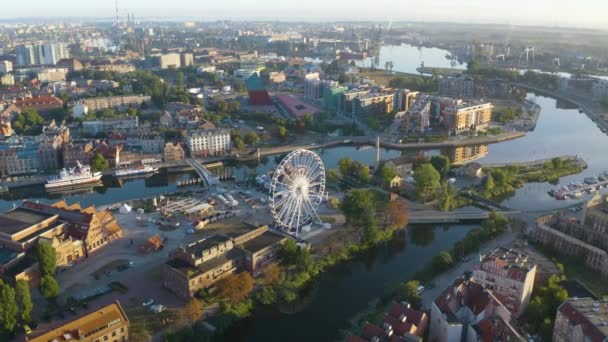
[2,0,608,30]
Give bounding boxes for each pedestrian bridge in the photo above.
[185,158,220,187]
[408,210,520,224]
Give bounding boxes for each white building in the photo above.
[0,74,14,86]
[83,117,139,136]
[187,129,231,157]
[472,247,537,317]
[16,43,69,66]
[156,53,181,69]
[72,101,89,119]
[197,65,216,74]
[0,60,12,74]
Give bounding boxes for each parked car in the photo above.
[149,304,166,313]
[142,298,155,307]
[417,285,425,294]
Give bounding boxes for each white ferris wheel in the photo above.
[269,149,326,236]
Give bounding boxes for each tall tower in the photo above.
[375,136,380,165]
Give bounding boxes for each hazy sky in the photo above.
[3,0,607,29]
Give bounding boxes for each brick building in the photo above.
[553,298,608,342]
[163,225,287,299]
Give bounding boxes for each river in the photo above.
[356,43,464,74]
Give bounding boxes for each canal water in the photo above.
[225,225,476,342]
[356,44,464,74]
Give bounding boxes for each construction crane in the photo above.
[519,47,535,67]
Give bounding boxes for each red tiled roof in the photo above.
[383,314,415,336]
[362,323,385,340]
[15,96,63,107]
[388,303,426,328]
[345,336,368,342]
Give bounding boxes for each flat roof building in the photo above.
[554,298,608,342]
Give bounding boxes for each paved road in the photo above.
[420,231,518,310]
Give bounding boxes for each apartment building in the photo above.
[16,43,69,66]
[533,196,608,277]
[187,129,231,157]
[83,116,139,136]
[394,89,419,112]
[15,96,64,113]
[403,95,431,133]
[163,142,185,162]
[553,298,608,342]
[24,301,129,342]
[592,80,608,101]
[442,101,493,134]
[163,225,287,299]
[429,276,525,342]
[444,145,489,165]
[354,93,394,116]
[72,95,151,118]
[338,89,369,114]
[0,60,12,74]
[472,247,537,317]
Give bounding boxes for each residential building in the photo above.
[62,142,93,168]
[532,195,608,276]
[323,85,346,111]
[384,155,415,179]
[163,142,185,162]
[354,93,395,116]
[438,75,475,99]
[305,79,323,99]
[0,74,14,86]
[472,247,537,317]
[0,60,12,74]
[443,145,489,165]
[83,116,139,136]
[91,142,123,167]
[160,111,174,127]
[403,96,431,133]
[108,131,164,154]
[36,68,69,83]
[442,101,493,135]
[338,89,369,114]
[15,96,64,113]
[187,129,231,157]
[56,58,84,72]
[154,53,182,69]
[181,52,194,67]
[349,302,429,342]
[429,275,523,342]
[395,89,419,112]
[234,68,258,80]
[72,95,151,116]
[16,43,69,66]
[268,71,286,84]
[553,298,608,342]
[163,225,287,299]
[95,63,136,74]
[24,301,129,342]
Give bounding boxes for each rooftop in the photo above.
[0,207,55,235]
[26,301,128,342]
[239,231,285,254]
[477,246,535,282]
[184,235,231,257]
[559,298,608,340]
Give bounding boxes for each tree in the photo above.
[39,275,60,299]
[216,272,255,303]
[551,157,563,170]
[276,126,288,140]
[430,155,451,178]
[175,298,203,327]
[383,200,409,229]
[363,211,381,244]
[378,163,397,188]
[467,60,481,74]
[437,181,457,212]
[397,280,422,309]
[15,280,33,324]
[280,239,299,266]
[340,189,376,225]
[175,71,185,88]
[36,239,57,277]
[357,166,371,183]
[90,152,110,172]
[0,280,18,332]
[233,136,245,150]
[261,264,281,286]
[433,251,454,271]
[326,169,341,185]
[234,80,246,92]
[413,163,441,203]
[484,173,495,196]
[338,157,354,176]
[244,132,260,146]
